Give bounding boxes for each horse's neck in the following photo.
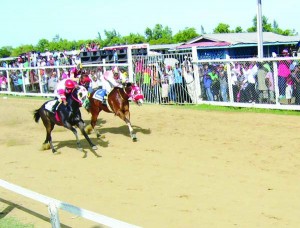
[113,87,129,100]
[67,93,79,109]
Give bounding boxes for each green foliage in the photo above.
[123,33,146,44]
[0,46,12,58]
[145,24,174,44]
[213,23,232,33]
[173,27,199,43]
[234,26,243,33]
[246,15,297,35]
[1,17,298,57]
[11,44,34,56]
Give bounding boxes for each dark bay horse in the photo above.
[33,86,97,153]
[85,83,144,141]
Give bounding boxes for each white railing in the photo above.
[0,179,140,228]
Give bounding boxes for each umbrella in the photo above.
[164,58,179,67]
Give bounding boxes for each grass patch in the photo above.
[167,103,300,116]
[0,217,34,228]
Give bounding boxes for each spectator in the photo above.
[59,53,69,66]
[203,68,213,101]
[0,72,7,91]
[285,74,293,104]
[199,64,210,100]
[292,65,300,105]
[218,64,228,102]
[48,71,58,93]
[264,64,275,104]
[173,63,184,103]
[10,71,19,92]
[166,65,175,103]
[278,49,291,99]
[16,69,24,92]
[256,63,269,103]
[208,67,219,101]
[113,49,118,63]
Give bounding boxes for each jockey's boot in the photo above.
[51,100,59,113]
[102,96,107,105]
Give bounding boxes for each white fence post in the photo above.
[192,46,201,103]
[0,179,140,228]
[48,202,61,228]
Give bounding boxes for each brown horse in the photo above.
[85,83,144,141]
[34,86,98,153]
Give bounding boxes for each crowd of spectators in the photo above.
[0,50,81,93]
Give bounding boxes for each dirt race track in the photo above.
[0,97,300,228]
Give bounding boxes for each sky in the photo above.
[1,0,299,48]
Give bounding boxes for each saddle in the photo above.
[93,89,107,104]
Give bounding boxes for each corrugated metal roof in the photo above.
[177,41,231,49]
[186,32,300,46]
[150,43,182,50]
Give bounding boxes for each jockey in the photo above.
[52,79,77,113]
[69,63,82,83]
[102,66,127,93]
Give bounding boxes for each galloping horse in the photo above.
[33,86,97,153]
[85,83,144,141]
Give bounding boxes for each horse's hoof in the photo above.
[53,151,61,155]
[42,143,51,150]
[131,134,137,142]
[78,148,83,152]
[92,146,98,150]
[97,133,105,139]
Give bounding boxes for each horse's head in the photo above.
[71,85,88,107]
[127,83,144,106]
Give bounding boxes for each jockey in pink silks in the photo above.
[102,66,127,93]
[52,79,77,112]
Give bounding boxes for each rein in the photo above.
[71,89,82,105]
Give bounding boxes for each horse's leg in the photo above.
[41,113,56,153]
[88,104,102,138]
[64,122,83,151]
[77,121,98,150]
[118,110,137,142]
[47,123,56,153]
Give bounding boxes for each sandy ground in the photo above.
[0,97,300,228]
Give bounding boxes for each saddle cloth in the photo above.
[92,89,113,112]
[45,100,57,112]
[93,89,106,101]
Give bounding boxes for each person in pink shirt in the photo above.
[0,72,7,91]
[278,49,291,98]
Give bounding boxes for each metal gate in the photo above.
[132,52,198,104]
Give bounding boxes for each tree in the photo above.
[36,39,50,52]
[144,24,173,44]
[173,27,199,43]
[101,29,121,46]
[123,33,146,44]
[247,15,272,32]
[234,26,243,33]
[0,46,12,58]
[11,44,34,57]
[213,23,232,33]
[145,27,153,42]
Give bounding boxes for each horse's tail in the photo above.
[33,109,41,123]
